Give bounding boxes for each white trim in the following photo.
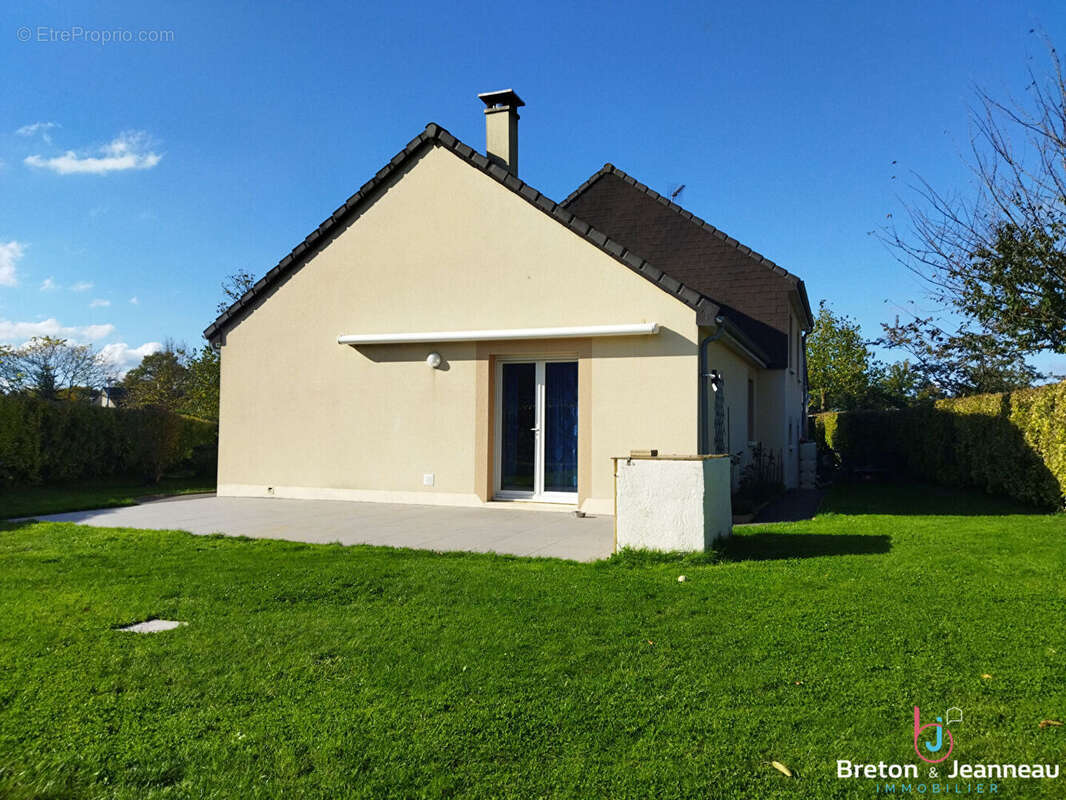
[217,483,606,514]
[218,484,484,507]
[338,322,659,345]
[493,356,579,504]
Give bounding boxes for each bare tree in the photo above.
[884,40,1066,374]
[0,337,114,399]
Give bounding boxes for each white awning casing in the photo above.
[337,322,660,345]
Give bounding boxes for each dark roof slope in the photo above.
[562,164,813,368]
[205,124,751,350]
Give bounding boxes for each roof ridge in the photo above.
[559,163,615,207]
[205,124,723,343]
[561,163,813,324]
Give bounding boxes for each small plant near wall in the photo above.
[731,444,784,514]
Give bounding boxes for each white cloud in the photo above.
[24,130,162,175]
[0,318,115,344]
[99,341,162,375]
[70,281,93,292]
[0,241,25,286]
[16,121,59,143]
[129,296,139,305]
[40,276,57,291]
[89,298,111,308]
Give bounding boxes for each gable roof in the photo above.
[562,164,814,367]
[206,124,769,359]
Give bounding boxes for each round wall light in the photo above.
[426,352,442,369]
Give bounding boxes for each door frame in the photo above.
[493,354,579,504]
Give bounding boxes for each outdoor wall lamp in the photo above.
[426,352,442,369]
[709,369,722,392]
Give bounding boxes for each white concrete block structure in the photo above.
[614,455,733,551]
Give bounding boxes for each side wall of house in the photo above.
[699,332,759,487]
[216,144,700,514]
[753,307,808,490]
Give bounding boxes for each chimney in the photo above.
[478,89,524,176]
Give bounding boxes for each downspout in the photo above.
[697,314,726,455]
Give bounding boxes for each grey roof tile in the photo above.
[561,164,813,366]
[659,274,682,293]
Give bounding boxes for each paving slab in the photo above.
[25,496,616,562]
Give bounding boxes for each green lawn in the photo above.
[1,484,1063,798]
[0,477,214,519]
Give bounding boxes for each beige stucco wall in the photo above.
[697,331,756,487]
[753,366,807,489]
[766,304,810,489]
[700,323,809,490]
[217,143,701,513]
[755,369,787,483]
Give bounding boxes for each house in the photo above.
[205,90,812,515]
[93,385,127,408]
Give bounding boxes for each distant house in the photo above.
[205,90,812,515]
[93,386,127,409]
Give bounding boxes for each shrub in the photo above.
[0,395,217,487]
[810,381,1066,509]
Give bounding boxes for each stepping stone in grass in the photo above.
[117,619,187,633]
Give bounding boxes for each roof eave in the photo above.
[716,315,771,367]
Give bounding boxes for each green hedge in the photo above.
[0,395,217,486]
[811,381,1066,509]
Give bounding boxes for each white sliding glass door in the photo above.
[495,358,578,503]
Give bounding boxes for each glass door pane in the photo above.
[500,362,536,492]
[543,361,578,493]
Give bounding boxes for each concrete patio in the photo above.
[28,495,616,562]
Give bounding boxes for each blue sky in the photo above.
[3,0,1065,375]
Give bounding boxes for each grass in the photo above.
[0,483,1064,798]
[0,476,214,519]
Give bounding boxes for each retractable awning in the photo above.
[337,323,660,345]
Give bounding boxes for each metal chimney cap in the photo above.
[477,89,525,109]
